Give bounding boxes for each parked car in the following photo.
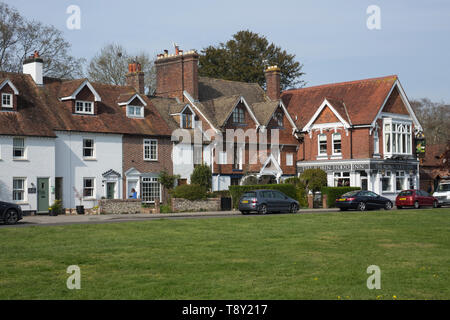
[396,190,439,209]
[0,201,23,225]
[335,190,393,211]
[432,180,450,207]
[238,190,299,215]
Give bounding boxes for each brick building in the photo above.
[151,47,299,191]
[282,75,423,200]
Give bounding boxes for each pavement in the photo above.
[2,208,341,228]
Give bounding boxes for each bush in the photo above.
[321,187,361,208]
[300,169,327,193]
[160,204,172,213]
[283,177,308,208]
[208,190,231,198]
[229,184,297,209]
[171,184,208,201]
[190,165,212,190]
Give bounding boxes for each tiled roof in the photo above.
[0,72,56,137]
[41,78,172,136]
[282,75,398,128]
[252,101,281,126]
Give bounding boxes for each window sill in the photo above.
[316,155,328,160]
[13,158,29,162]
[330,155,342,160]
[83,158,97,161]
[144,159,158,162]
[82,198,96,201]
[15,202,29,205]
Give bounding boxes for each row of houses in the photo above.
[0,47,423,213]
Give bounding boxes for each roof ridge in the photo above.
[283,75,398,93]
[199,76,261,87]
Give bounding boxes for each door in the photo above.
[127,180,138,199]
[107,182,116,199]
[37,178,49,213]
[55,177,63,201]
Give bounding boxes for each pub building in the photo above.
[282,75,422,200]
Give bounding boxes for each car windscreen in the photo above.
[437,184,450,192]
[399,191,413,196]
[242,192,256,198]
[342,191,360,197]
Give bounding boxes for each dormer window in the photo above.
[182,108,193,129]
[75,101,94,115]
[232,107,245,124]
[127,105,144,118]
[2,93,12,108]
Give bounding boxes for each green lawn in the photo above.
[0,209,449,300]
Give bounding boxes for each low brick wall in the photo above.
[171,198,221,213]
[99,199,142,214]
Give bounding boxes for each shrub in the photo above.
[229,184,297,209]
[160,204,172,213]
[171,184,208,201]
[208,190,231,198]
[300,169,327,193]
[49,200,63,215]
[190,165,212,190]
[321,186,361,208]
[283,177,308,208]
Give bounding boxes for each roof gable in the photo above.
[60,79,102,102]
[0,79,19,95]
[302,98,351,131]
[117,93,147,107]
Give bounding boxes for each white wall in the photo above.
[55,131,122,209]
[0,135,55,212]
[213,175,231,191]
[172,143,194,182]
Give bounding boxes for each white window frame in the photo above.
[127,105,144,118]
[383,118,412,157]
[181,110,193,129]
[12,177,27,202]
[374,129,380,155]
[332,133,342,155]
[334,172,350,187]
[381,171,393,193]
[232,107,245,124]
[2,93,12,108]
[82,138,95,159]
[396,171,406,192]
[75,100,94,115]
[286,153,294,166]
[144,139,158,161]
[318,134,327,156]
[83,177,95,199]
[141,177,161,204]
[13,137,26,159]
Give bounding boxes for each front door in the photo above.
[37,178,49,213]
[107,182,116,199]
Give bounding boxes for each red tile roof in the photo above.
[282,75,398,129]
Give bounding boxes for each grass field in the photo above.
[0,208,449,300]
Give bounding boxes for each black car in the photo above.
[0,201,23,225]
[238,190,299,214]
[335,190,393,211]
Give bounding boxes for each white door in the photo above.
[127,180,138,199]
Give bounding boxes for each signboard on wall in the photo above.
[415,132,426,158]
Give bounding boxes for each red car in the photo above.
[395,190,439,209]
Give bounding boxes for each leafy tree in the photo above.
[159,170,180,191]
[300,169,327,193]
[88,43,156,94]
[0,1,85,78]
[190,164,212,191]
[199,30,305,90]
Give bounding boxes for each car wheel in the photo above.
[290,203,299,213]
[433,201,438,209]
[414,201,420,209]
[259,204,268,215]
[384,201,393,210]
[4,209,19,225]
[357,202,366,211]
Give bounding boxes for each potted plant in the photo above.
[73,187,85,215]
[49,200,63,216]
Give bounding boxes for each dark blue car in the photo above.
[238,190,299,215]
[0,201,23,225]
[335,190,393,211]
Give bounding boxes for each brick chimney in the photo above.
[126,62,145,94]
[155,46,199,102]
[23,50,43,85]
[265,65,281,101]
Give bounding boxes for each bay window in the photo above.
[142,177,161,203]
[382,171,393,192]
[383,119,412,156]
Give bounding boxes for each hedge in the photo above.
[229,184,297,209]
[170,184,208,201]
[283,177,308,208]
[321,187,361,208]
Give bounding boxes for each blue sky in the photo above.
[5,0,450,102]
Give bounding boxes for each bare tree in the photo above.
[0,2,84,79]
[88,43,156,94]
[411,98,450,145]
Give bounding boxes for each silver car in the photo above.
[238,190,299,215]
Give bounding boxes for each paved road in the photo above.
[1,208,341,228]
